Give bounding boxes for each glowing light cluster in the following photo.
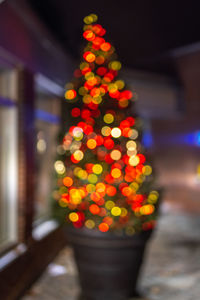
[55,14,159,234]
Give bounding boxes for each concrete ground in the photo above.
[22,212,200,300]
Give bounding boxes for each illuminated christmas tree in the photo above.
[54,13,159,234]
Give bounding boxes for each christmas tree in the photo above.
[54,13,159,234]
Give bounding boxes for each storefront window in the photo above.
[34,76,62,222]
[0,67,18,250]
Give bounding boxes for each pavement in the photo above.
[22,212,200,300]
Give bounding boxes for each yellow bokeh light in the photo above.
[129,156,140,166]
[83,15,94,24]
[70,189,82,204]
[111,168,121,178]
[105,200,115,210]
[101,126,111,136]
[115,80,125,90]
[83,94,92,104]
[88,174,98,184]
[79,188,86,198]
[74,167,82,176]
[59,187,68,194]
[83,14,98,24]
[111,206,121,216]
[69,212,79,222]
[111,127,121,138]
[136,174,145,184]
[86,184,96,193]
[80,62,89,70]
[109,61,122,70]
[85,219,95,229]
[142,165,152,176]
[92,164,103,174]
[73,150,84,161]
[129,182,139,192]
[121,208,128,216]
[103,113,114,124]
[90,14,98,22]
[77,169,88,180]
[79,86,88,96]
[92,96,102,104]
[110,149,121,160]
[148,191,159,204]
[85,71,94,80]
[197,164,200,176]
[59,199,68,207]
[108,83,118,93]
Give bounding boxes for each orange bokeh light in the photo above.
[106,185,117,196]
[65,89,76,100]
[100,42,111,52]
[122,186,132,196]
[111,168,122,178]
[96,182,106,194]
[83,51,96,63]
[83,30,96,41]
[87,139,97,149]
[95,56,105,64]
[99,222,109,232]
[103,216,113,226]
[63,177,73,187]
[89,204,100,215]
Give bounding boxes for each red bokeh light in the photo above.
[71,107,81,117]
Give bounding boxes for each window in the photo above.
[34,75,62,223]
[0,66,18,250]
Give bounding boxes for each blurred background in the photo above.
[0,0,200,299]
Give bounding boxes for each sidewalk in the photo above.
[23,213,200,300]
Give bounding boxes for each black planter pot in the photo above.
[66,227,152,300]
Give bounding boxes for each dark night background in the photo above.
[29,0,200,75]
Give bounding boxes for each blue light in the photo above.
[183,133,195,145]
[195,131,200,146]
[142,130,153,148]
[0,96,16,107]
[175,131,200,147]
[35,109,60,124]
[152,130,200,147]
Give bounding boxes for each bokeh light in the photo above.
[65,89,77,100]
[111,127,121,138]
[63,177,73,187]
[56,14,159,233]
